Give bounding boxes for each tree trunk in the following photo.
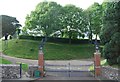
[88,14,93,44]
[60,30,63,38]
[89,26,93,43]
[69,36,71,44]
[96,34,97,40]
[69,31,72,44]
[90,31,92,42]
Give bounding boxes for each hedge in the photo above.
[19,35,100,44]
[19,35,43,40]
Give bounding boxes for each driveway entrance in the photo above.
[44,60,94,77]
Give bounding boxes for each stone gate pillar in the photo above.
[38,49,44,77]
[94,51,101,76]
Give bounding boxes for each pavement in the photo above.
[38,76,97,80]
[0,52,94,65]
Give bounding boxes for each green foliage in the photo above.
[2,39,94,60]
[19,35,91,44]
[0,15,21,37]
[23,1,87,43]
[24,2,63,36]
[85,2,103,40]
[16,62,28,71]
[100,2,120,65]
[19,35,42,40]
[22,63,28,71]
[117,56,120,65]
[61,5,87,43]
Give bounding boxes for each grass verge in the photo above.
[2,39,95,60]
[0,57,12,64]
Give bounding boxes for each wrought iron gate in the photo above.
[45,63,94,77]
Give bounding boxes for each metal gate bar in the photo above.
[45,63,94,77]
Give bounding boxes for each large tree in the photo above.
[85,2,103,41]
[61,5,87,44]
[24,2,63,37]
[0,15,21,38]
[24,2,87,42]
[100,1,120,65]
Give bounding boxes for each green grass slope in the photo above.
[2,39,95,60]
[0,57,12,64]
[0,39,3,52]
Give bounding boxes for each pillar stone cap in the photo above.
[39,50,43,54]
[94,51,101,55]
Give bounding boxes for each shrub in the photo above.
[19,35,42,40]
[19,35,100,44]
[100,2,120,65]
[117,56,120,65]
[107,58,118,66]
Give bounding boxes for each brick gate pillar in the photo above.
[38,49,44,77]
[94,51,101,76]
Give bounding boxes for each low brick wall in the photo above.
[101,66,119,80]
[0,64,20,79]
[28,65,38,78]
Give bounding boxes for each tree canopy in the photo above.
[85,2,103,41]
[24,2,63,36]
[100,1,120,65]
[23,1,87,41]
[0,15,21,38]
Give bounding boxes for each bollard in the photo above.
[38,50,44,77]
[94,52,101,76]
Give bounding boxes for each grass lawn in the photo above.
[2,39,95,60]
[0,57,12,64]
[0,39,3,52]
[0,57,28,71]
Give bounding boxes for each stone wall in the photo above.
[0,64,40,79]
[0,64,20,79]
[101,66,119,80]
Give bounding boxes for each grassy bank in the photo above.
[0,57,12,64]
[0,39,2,52]
[2,39,95,60]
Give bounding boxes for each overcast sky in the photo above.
[0,0,103,26]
